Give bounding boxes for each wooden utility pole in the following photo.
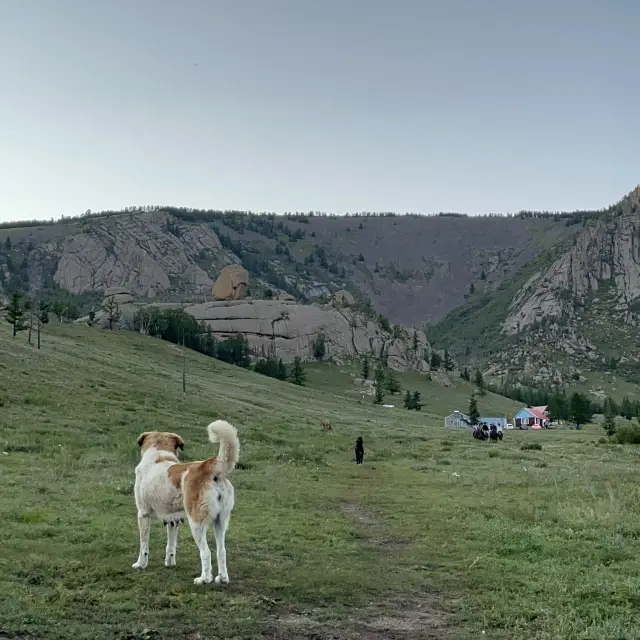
[182,326,186,394]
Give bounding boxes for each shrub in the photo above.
[521,442,542,451]
[312,333,326,360]
[615,424,640,444]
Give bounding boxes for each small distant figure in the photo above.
[355,437,364,464]
[320,420,332,432]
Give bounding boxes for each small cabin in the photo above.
[445,410,472,428]
[514,406,549,430]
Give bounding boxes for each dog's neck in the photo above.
[140,446,179,464]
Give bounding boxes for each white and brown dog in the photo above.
[132,420,239,585]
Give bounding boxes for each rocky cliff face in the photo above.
[180,299,433,371]
[85,287,440,373]
[48,211,233,297]
[503,187,640,335]
[481,187,640,385]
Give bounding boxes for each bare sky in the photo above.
[0,0,637,222]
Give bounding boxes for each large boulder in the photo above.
[212,265,249,301]
[333,290,356,308]
[103,286,134,306]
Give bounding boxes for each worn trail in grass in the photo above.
[1,324,640,639]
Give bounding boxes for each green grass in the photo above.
[2,324,640,639]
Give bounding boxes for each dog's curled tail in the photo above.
[207,420,240,474]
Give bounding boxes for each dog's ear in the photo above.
[137,432,150,447]
[173,434,184,451]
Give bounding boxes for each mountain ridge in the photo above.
[0,203,586,326]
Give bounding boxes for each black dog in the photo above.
[355,437,364,464]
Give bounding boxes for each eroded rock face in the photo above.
[212,265,249,301]
[503,188,640,335]
[47,211,230,297]
[144,298,434,371]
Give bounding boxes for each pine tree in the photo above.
[373,365,385,404]
[547,390,568,422]
[444,348,454,371]
[25,299,34,345]
[468,392,480,425]
[569,392,592,429]
[412,390,422,411]
[361,354,370,379]
[603,398,617,440]
[384,371,401,394]
[474,369,486,396]
[5,293,26,337]
[36,299,49,350]
[620,395,634,420]
[404,389,413,409]
[277,358,288,381]
[291,357,306,386]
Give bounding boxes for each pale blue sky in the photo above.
[0,0,637,222]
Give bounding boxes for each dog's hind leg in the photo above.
[164,522,179,567]
[189,519,213,585]
[213,511,231,584]
[132,512,151,570]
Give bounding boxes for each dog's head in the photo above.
[356,437,363,444]
[136,431,185,456]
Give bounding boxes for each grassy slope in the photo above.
[1,325,640,640]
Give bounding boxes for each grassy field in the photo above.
[1,324,640,640]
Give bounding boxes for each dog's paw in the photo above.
[132,561,147,570]
[214,574,229,584]
[194,575,213,585]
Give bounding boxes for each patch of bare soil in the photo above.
[340,502,412,551]
[274,597,452,639]
[340,501,379,525]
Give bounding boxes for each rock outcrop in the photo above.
[33,211,234,298]
[141,298,436,372]
[212,265,249,301]
[503,187,640,335]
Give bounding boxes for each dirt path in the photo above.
[274,597,451,639]
[270,501,453,639]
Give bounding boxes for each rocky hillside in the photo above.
[429,187,640,387]
[0,205,578,326]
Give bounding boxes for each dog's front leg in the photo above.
[132,512,151,570]
[165,522,179,567]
